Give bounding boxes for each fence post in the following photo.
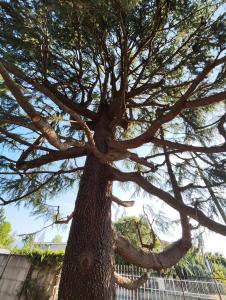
[132,289,136,300]
[213,278,223,300]
[178,277,186,300]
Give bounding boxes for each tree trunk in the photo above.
[58,117,115,300]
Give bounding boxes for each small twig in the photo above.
[18,210,74,237]
[55,206,74,224]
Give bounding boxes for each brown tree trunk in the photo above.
[58,117,115,300]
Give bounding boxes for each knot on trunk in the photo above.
[79,252,94,273]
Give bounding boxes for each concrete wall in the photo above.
[0,254,30,300]
[0,254,59,300]
[23,265,60,300]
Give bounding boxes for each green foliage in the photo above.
[168,248,226,281]
[115,215,160,249]
[13,248,64,268]
[0,208,14,248]
[21,234,36,250]
[114,215,161,264]
[206,252,226,282]
[51,234,63,243]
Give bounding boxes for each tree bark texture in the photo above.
[58,116,115,300]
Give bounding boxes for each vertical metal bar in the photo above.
[179,277,186,300]
[136,266,139,300]
[144,278,146,300]
[165,278,169,300]
[213,278,223,300]
[157,277,160,300]
[147,277,150,300]
[131,265,135,300]
[154,277,156,300]
[131,265,134,300]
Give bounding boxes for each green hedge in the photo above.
[12,248,64,268]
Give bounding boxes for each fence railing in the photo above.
[52,265,226,300]
[115,265,226,300]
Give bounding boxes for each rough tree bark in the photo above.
[58,115,116,300]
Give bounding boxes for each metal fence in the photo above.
[115,265,226,300]
[52,265,226,300]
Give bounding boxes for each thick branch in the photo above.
[0,62,82,150]
[16,147,87,170]
[110,167,226,235]
[55,207,74,224]
[111,195,135,207]
[115,232,191,270]
[114,272,148,290]
[0,61,127,165]
[150,137,226,154]
[17,135,45,166]
[0,116,36,131]
[128,152,156,171]
[185,90,226,109]
[55,213,74,224]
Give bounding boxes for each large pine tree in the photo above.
[0,1,225,299]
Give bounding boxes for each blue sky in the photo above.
[3,181,226,256]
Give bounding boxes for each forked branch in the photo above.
[109,56,226,150]
[55,206,74,224]
[0,62,119,165]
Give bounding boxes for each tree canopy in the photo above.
[0,208,14,248]
[0,0,226,297]
[51,234,63,243]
